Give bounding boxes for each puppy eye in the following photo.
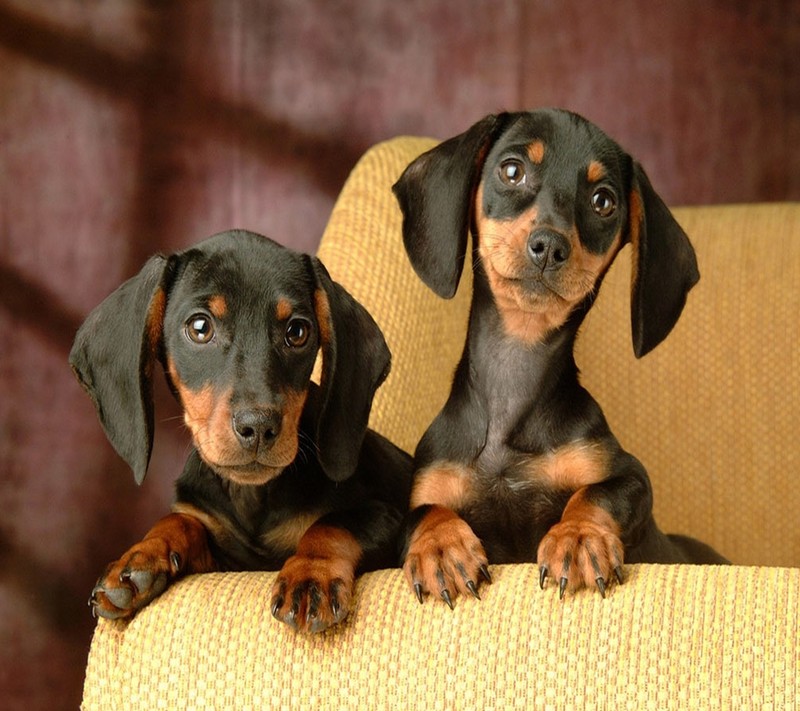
[285,318,311,348]
[185,314,215,344]
[591,188,617,217]
[499,159,526,186]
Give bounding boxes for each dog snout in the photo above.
[528,229,571,271]
[232,408,282,452]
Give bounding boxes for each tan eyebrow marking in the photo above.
[527,140,545,164]
[276,298,292,321]
[208,295,227,319]
[587,160,606,183]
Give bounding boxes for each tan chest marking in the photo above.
[523,441,610,491]
[261,510,325,555]
[411,461,475,510]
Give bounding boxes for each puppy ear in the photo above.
[628,163,700,358]
[311,257,391,482]
[69,255,175,484]
[393,113,510,298]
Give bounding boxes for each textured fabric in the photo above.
[83,565,799,710]
[82,138,799,709]
[576,204,800,566]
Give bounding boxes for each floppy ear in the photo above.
[69,255,175,484]
[392,113,511,299]
[628,163,700,358]
[311,258,391,482]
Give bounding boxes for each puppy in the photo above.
[393,109,727,606]
[71,230,412,632]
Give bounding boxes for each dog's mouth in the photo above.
[212,460,289,486]
[489,262,573,309]
[193,430,300,486]
[174,382,310,486]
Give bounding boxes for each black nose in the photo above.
[232,409,282,451]
[528,229,571,270]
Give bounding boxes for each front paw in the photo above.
[270,555,353,633]
[537,517,624,599]
[89,539,182,620]
[403,505,491,608]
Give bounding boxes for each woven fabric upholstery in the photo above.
[83,566,799,710]
[82,138,800,709]
[576,204,800,566]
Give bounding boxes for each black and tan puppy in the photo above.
[71,230,412,632]
[393,109,726,606]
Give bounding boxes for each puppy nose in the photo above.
[232,409,282,451]
[528,229,571,270]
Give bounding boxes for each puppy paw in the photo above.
[270,525,361,633]
[270,555,354,633]
[537,515,624,599]
[89,538,181,620]
[88,513,214,620]
[403,505,491,608]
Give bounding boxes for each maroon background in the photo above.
[1,1,798,707]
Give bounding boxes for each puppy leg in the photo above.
[537,491,624,599]
[403,504,491,608]
[89,513,217,619]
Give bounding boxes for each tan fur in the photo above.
[275,298,292,321]
[170,502,243,555]
[628,187,644,292]
[411,461,474,509]
[208,295,227,319]
[537,489,624,593]
[314,289,332,347]
[561,491,622,536]
[260,511,326,554]
[404,505,487,598]
[587,160,606,183]
[145,288,166,362]
[522,440,610,491]
[527,140,545,164]
[168,357,307,484]
[476,183,624,345]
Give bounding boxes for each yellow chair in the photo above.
[82,138,799,710]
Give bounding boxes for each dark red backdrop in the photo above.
[2,1,798,707]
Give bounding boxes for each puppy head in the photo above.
[393,109,699,356]
[70,230,390,485]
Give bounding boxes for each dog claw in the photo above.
[466,580,481,600]
[413,583,424,604]
[539,566,548,590]
[595,577,606,599]
[479,564,492,584]
[270,596,283,618]
[614,566,624,585]
[440,589,454,610]
[559,577,568,600]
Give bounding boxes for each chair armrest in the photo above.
[83,564,798,709]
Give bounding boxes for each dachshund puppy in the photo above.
[393,109,727,607]
[71,230,412,632]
